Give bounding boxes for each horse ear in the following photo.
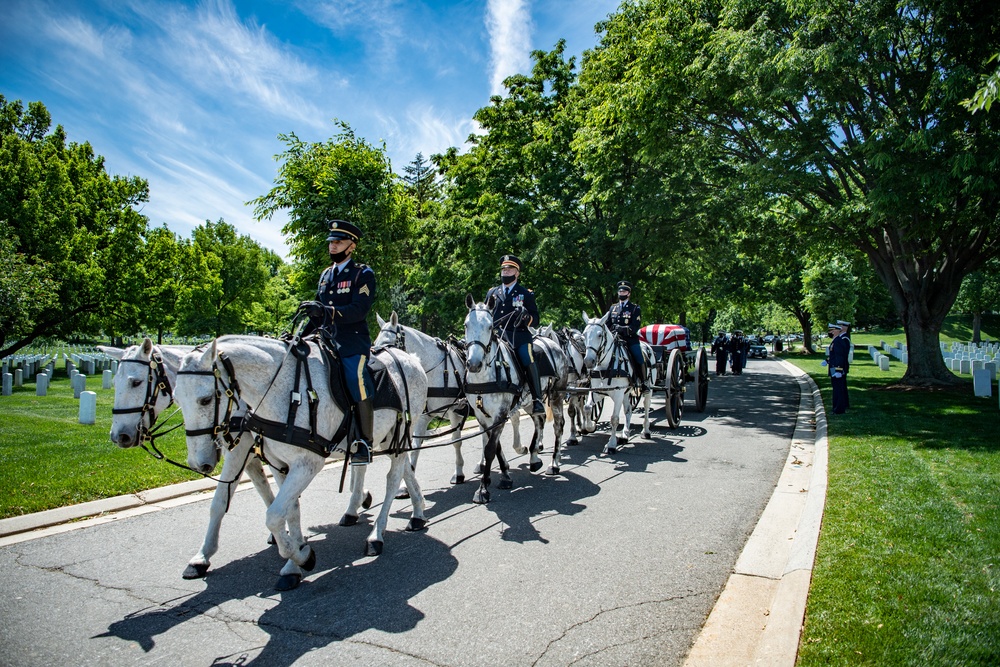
[209,338,218,362]
[97,346,125,360]
[466,293,475,310]
[581,311,589,326]
[486,293,497,310]
[390,311,399,327]
[599,312,610,325]
[141,337,153,356]
[376,313,387,328]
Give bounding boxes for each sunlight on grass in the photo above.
[785,351,999,666]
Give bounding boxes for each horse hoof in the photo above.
[567,438,579,447]
[267,534,276,546]
[498,478,513,490]
[473,489,490,504]
[602,446,617,456]
[643,431,652,440]
[274,573,302,591]
[617,435,628,444]
[182,562,209,579]
[513,446,526,455]
[546,466,560,476]
[362,491,373,510]
[366,540,384,557]
[406,517,427,532]
[529,460,543,473]
[301,547,317,572]
[395,489,410,500]
[450,474,465,485]
[339,514,359,527]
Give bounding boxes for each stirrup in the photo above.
[350,439,372,466]
[531,399,545,415]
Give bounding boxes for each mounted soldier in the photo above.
[484,254,545,415]
[301,219,376,465]
[605,280,648,390]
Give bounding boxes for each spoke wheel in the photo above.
[664,348,684,428]
[694,347,709,412]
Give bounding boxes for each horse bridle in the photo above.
[176,352,245,450]
[111,352,178,445]
[585,323,610,361]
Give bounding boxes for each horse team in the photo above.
[106,300,661,590]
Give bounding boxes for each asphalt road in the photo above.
[0,356,799,666]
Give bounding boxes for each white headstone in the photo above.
[973,359,985,371]
[960,359,971,374]
[35,373,47,396]
[111,360,118,375]
[2,373,11,396]
[985,362,998,380]
[848,346,855,363]
[13,368,23,387]
[102,369,113,390]
[879,356,890,371]
[79,391,97,424]
[902,352,908,364]
[73,374,86,399]
[973,369,992,398]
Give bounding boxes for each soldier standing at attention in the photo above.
[823,320,851,414]
[606,280,648,390]
[485,254,545,415]
[303,219,376,465]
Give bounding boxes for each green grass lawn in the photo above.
[0,370,198,518]
[784,349,999,666]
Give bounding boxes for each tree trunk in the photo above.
[972,312,982,344]
[157,327,164,345]
[801,318,815,354]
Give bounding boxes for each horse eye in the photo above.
[130,379,143,388]
[198,396,213,407]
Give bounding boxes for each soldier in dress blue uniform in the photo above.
[303,219,376,465]
[711,331,729,375]
[605,280,647,390]
[822,320,851,414]
[484,254,545,415]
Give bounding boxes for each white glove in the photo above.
[832,372,843,379]
[820,360,828,367]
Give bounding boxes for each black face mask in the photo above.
[330,250,350,264]
[501,274,516,285]
[618,293,629,302]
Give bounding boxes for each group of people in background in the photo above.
[711,330,752,376]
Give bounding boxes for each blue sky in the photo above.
[1,0,620,258]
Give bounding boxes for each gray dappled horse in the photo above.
[174,335,429,591]
[536,325,597,446]
[581,312,655,454]
[463,295,569,503]
[375,312,477,491]
[104,340,288,580]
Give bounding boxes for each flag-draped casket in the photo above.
[639,324,691,351]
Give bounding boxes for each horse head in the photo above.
[464,294,495,374]
[109,337,174,448]
[582,311,612,371]
[174,340,224,473]
[374,311,404,350]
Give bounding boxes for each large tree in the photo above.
[584,0,1000,385]
[251,123,411,322]
[0,96,148,357]
[176,219,273,337]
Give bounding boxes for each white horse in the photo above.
[537,325,596,446]
[581,312,655,454]
[463,296,568,501]
[103,340,287,580]
[374,312,476,489]
[174,334,428,590]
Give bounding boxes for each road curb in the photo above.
[683,359,827,667]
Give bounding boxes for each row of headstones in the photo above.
[0,354,52,380]
[1,357,121,424]
[868,345,895,371]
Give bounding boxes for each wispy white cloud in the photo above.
[485,0,533,96]
[299,0,406,70]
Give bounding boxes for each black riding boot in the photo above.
[351,397,374,466]
[634,360,649,391]
[527,361,545,415]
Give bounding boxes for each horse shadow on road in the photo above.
[95,523,458,667]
